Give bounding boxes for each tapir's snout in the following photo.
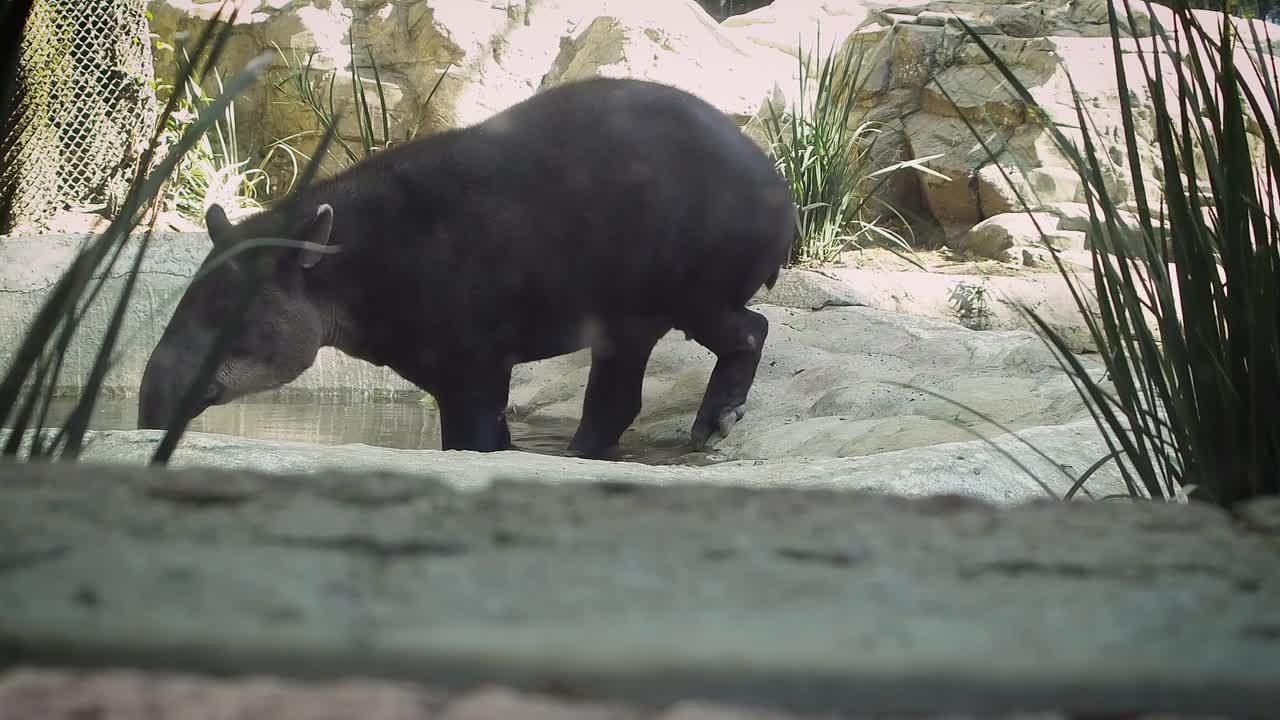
[138,349,176,430]
[137,343,213,430]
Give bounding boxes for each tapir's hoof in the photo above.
[690,404,747,450]
[566,436,622,461]
[717,404,746,438]
[568,447,621,461]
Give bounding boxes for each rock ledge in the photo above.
[1,460,1277,717]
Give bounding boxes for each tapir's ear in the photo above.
[205,203,233,245]
[298,203,335,269]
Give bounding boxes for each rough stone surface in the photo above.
[902,114,1001,228]
[0,461,1277,717]
[1048,201,1168,256]
[955,212,1085,261]
[8,412,1132,504]
[819,265,1102,354]
[538,0,789,124]
[1020,247,1054,268]
[0,669,1233,719]
[508,302,1104,464]
[749,268,867,310]
[0,669,456,720]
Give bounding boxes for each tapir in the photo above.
[138,77,796,458]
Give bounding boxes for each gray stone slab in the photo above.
[1,460,1277,716]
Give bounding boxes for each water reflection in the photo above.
[40,396,699,465]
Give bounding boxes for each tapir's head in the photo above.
[137,201,337,430]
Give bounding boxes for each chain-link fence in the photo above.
[0,0,158,234]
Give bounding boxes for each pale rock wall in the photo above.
[146,0,795,178]
[147,0,1278,260]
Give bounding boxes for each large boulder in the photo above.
[954,211,1085,261]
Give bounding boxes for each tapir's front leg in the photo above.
[433,365,513,452]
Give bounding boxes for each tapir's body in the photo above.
[139,77,796,457]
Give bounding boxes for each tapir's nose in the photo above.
[138,347,225,429]
[137,344,193,430]
[137,362,173,430]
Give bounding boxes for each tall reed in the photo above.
[950,0,1279,506]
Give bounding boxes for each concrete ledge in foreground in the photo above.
[1,460,1278,716]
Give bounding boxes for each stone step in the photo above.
[1,460,1277,717]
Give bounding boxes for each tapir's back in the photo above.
[309,77,794,355]
[461,79,792,307]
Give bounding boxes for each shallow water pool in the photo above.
[39,396,702,466]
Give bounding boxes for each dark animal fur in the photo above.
[139,77,795,457]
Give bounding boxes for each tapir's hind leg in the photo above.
[683,306,769,450]
[568,319,669,459]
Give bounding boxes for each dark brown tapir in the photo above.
[138,77,795,458]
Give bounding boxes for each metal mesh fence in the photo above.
[0,0,158,233]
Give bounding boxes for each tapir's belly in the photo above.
[487,310,639,367]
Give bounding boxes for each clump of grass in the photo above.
[269,23,449,178]
[0,0,335,464]
[152,42,275,225]
[948,279,996,331]
[760,30,948,267]
[948,0,1279,506]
